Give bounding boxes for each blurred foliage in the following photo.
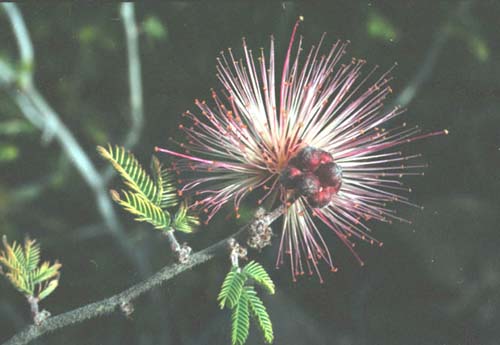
[78,25,116,51]
[448,21,490,62]
[0,143,19,162]
[142,16,167,41]
[366,10,398,42]
[467,35,489,62]
[0,119,35,136]
[82,117,109,144]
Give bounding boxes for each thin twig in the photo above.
[388,28,449,110]
[164,231,192,263]
[119,3,144,149]
[1,3,33,89]
[2,206,285,345]
[103,3,145,182]
[0,3,149,275]
[388,0,473,110]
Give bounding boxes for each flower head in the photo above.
[156,20,447,282]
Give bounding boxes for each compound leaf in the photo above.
[218,267,246,309]
[243,261,275,295]
[0,236,61,300]
[110,190,171,230]
[151,156,178,209]
[98,145,160,205]
[231,288,250,345]
[245,286,274,343]
[172,201,199,233]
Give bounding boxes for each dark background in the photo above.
[1,1,499,344]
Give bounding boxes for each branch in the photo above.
[103,3,145,182]
[388,0,473,110]
[1,3,33,88]
[119,3,144,149]
[0,3,149,275]
[389,30,448,109]
[2,206,285,345]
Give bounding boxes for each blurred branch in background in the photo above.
[2,206,285,345]
[0,4,149,276]
[119,3,144,151]
[389,0,474,110]
[103,3,145,183]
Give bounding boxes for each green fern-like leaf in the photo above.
[151,156,178,209]
[98,145,161,205]
[0,237,31,295]
[110,190,171,230]
[24,238,40,272]
[219,262,276,345]
[0,236,61,300]
[172,201,199,233]
[6,271,31,295]
[31,261,62,285]
[0,238,22,272]
[245,286,274,344]
[243,261,275,295]
[38,279,59,300]
[231,288,250,345]
[218,267,246,309]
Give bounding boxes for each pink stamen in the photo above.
[161,22,448,282]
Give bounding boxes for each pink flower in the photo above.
[156,19,447,282]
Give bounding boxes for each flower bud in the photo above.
[316,162,342,190]
[296,172,321,197]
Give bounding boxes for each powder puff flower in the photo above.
[156,19,446,282]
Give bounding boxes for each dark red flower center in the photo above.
[280,146,343,208]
